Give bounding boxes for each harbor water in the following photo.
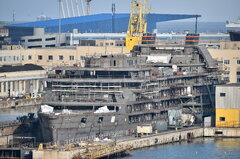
[123,138,240,159]
[0,106,40,122]
[157,22,227,33]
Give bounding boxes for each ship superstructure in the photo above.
[226,17,240,41]
[38,44,222,144]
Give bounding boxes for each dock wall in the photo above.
[0,121,21,146]
[29,127,240,159]
[0,98,42,109]
[204,127,240,137]
[119,128,203,149]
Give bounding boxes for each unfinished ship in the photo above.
[38,44,222,144]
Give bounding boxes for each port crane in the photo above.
[126,0,149,51]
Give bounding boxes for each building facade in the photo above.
[0,64,46,98]
[21,28,67,49]
[209,42,240,83]
[215,84,240,127]
[0,46,129,69]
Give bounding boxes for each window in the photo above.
[237,60,240,64]
[80,56,85,60]
[219,117,225,121]
[100,42,103,46]
[38,55,42,60]
[48,55,53,60]
[46,44,55,47]
[224,60,230,64]
[110,42,114,46]
[22,56,24,61]
[237,72,240,83]
[106,43,109,46]
[220,93,226,97]
[28,38,42,42]
[128,60,133,66]
[0,82,1,93]
[110,60,116,66]
[59,55,64,60]
[45,37,55,41]
[69,56,74,60]
[28,55,32,60]
[80,118,87,127]
[98,117,104,123]
[215,131,223,135]
[0,57,2,61]
[81,118,87,123]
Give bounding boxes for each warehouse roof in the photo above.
[8,13,201,28]
[0,64,44,73]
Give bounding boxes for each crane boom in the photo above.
[126,0,148,51]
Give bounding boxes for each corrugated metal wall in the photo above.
[216,85,240,109]
[8,14,200,34]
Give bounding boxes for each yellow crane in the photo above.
[126,0,149,51]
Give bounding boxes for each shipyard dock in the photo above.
[23,127,240,159]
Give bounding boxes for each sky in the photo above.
[0,0,239,22]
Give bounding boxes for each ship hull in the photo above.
[38,111,167,144]
[229,31,240,41]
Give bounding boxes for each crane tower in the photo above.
[126,0,149,51]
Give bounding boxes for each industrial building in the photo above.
[215,83,240,127]
[0,64,46,98]
[6,13,200,44]
[20,28,67,48]
[0,46,129,69]
[20,28,126,49]
[209,41,240,83]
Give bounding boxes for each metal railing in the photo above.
[215,121,240,128]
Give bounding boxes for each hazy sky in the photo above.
[0,0,239,22]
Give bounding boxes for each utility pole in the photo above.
[58,0,62,47]
[112,3,116,33]
[86,0,92,15]
[195,15,198,34]
[13,10,15,22]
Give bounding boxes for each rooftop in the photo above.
[7,13,201,28]
[0,64,44,73]
[217,83,240,87]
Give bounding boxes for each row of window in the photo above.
[80,117,104,125]
[20,55,85,61]
[224,60,240,65]
[99,42,115,46]
[0,56,19,62]
[21,37,56,43]
[37,55,83,61]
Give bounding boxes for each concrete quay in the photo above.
[32,127,240,159]
[0,121,21,146]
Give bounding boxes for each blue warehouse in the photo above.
[6,13,200,43]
